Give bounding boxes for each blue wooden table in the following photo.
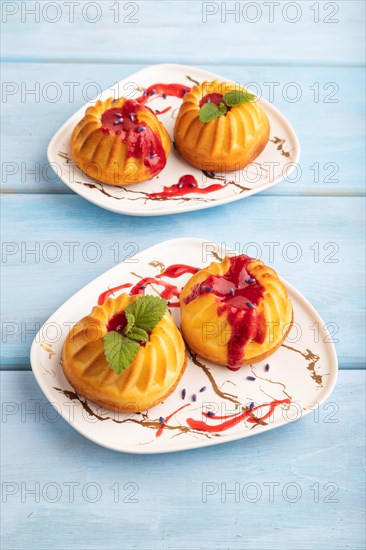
[1,2,365,549]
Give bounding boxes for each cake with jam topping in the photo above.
[180,255,293,367]
[62,294,187,412]
[174,80,270,171]
[70,97,171,186]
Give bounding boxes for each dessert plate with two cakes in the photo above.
[48,63,300,216]
[30,238,338,454]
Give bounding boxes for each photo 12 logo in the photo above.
[202,2,340,24]
[200,240,340,265]
[1,1,140,24]
[201,481,339,503]
[2,481,139,504]
[1,240,140,265]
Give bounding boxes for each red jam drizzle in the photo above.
[98,283,132,306]
[100,99,166,175]
[130,277,180,302]
[146,174,228,200]
[137,83,191,104]
[156,403,191,437]
[136,83,190,117]
[155,106,172,115]
[186,398,290,433]
[97,263,199,309]
[202,410,241,420]
[184,255,265,367]
[157,264,199,278]
[199,93,224,108]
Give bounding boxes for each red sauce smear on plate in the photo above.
[136,83,190,116]
[184,255,266,367]
[98,263,198,308]
[155,106,172,115]
[157,264,199,278]
[100,99,166,175]
[130,277,180,306]
[187,399,290,433]
[156,403,191,437]
[137,83,191,104]
[98,283,132,306]
[146,175,229,200]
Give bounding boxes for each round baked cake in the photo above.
[70,97,171,186]
[62,294,187,412]
[180,255,293,367]
[174,80,270,171]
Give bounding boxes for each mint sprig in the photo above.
[198,89,256,123]
[199,102,227,123]
[224,90,255,106]
[103,295,168,374]
[104,332,140,375]
[127,327,149,343]
[124,311,135,335]
[125,295,168,332]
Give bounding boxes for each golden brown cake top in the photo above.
[62,293,186,411]
[174,80,270,172]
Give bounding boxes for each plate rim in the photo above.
[30,237,338,454]
[47,63,301,217]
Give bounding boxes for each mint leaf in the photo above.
[103,331,140,374]
[124,312,135,335]
[223,90,255,107]
[127,327,149,343]
[199,101,227,123]
[125,295,168,332]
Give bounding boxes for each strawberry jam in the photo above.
[100,99,166,175]
[184,255,266,366]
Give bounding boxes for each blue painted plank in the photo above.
[2,62,365,195]
[1,194,365,368]
[1,370,365,550]
[1,1,364,65]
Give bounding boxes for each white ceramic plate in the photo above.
[31,238,337,454]
[48,64,300,216]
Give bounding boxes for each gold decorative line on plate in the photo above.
[210,251,224,262]
[185,75,200,86]
[58,151,72,163]
[42,366,56,377]
[202,171,251,193]
[40,342,55,359]
[76,180,224,205]
[148,260,166,273]
[269,137,291,158]
[186,347,240,406]
[282,344,323,387]
[249,365,292,400]
[59,158,250,205]
[53,387,214,439]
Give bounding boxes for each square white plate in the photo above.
[48,63,300,216]
[31,238,337,454]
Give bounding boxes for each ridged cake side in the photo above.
[180,256,293,366]
[174,81,270,171]
[70,97,171,186]
[62,294,187,411]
